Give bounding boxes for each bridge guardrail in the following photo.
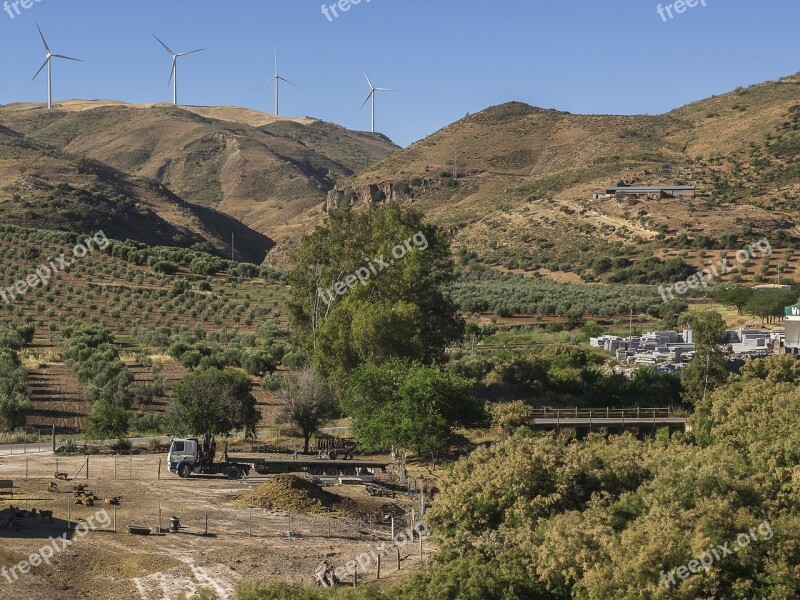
[531,407,690,420]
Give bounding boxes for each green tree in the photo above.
[276,369,338,453]
[86,400,130,441]
[287,204,463,378]
[681,311,731,405]
[342,360,485,464]
[167,368,259,437]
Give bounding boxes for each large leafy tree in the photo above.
[342,359,485,463]
[86,400,130,441]
[167,368,259,437]
[681,311,731,405]
[287,204,463,378]
[0,323,29,430]
[276,369,338,453]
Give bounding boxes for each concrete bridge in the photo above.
[531,407,690,439]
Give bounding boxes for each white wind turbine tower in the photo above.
[32,23,83,110]
[153,35,204,105]
[258,50,298,116]
[360,70,396,133]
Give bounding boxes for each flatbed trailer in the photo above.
[167,436,389,480]
[236,457,389,478]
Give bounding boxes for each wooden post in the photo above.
[86,457,89,480]
[391,516,395,541]
[67,495,71,530]
[157,459,161,481]
[52,425,56,453]
[396,547,401,570]
[419,533,423,559]
[204,512,208,536]
[353,564,357,587]
[376,554,381,580]
[114,505,117,533]
[158,502,162,533]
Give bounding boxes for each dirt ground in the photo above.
[0,453,432,600]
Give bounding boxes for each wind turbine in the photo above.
[32,23,82,110]
[257,50,298,116]
[153,34,204,105]
[360,70,395,133]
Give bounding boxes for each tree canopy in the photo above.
[342,359,486,462]
[167,368,259,437]
[287,204,463,378]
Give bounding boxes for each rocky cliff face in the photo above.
[326,179,441,212]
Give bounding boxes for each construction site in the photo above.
[0,444,432,600]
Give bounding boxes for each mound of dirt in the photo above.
[234,475,343,514]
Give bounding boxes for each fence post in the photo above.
[157,459,161,481]
[396,547,401,570]
[86,457,89,480]
[353,564,357,587]
[377,554,381,580]
[204,512,208,536]
[67,496,71,530]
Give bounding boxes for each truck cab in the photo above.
[167,438,199,478]
[167,434,248,479]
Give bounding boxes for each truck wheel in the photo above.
[177,463,192,479]
[226,466,243,480]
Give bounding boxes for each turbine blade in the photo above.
[255,77,276,92]
[274,48,278,76]
[36,23,51,54]
[52,54,83,62]
[168,58,176,86]
[177,49,204,57]
[360,90,374,110]
[374,87,396,92]
[362,69,374,90]
[153,34,175,56]
[278,76,300,89]
[32,57,49,81]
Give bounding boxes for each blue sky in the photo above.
[0,0,798,147]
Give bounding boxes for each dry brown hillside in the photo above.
[0,123,272,262]
[326,74,800,277]
[0,100,397,244]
